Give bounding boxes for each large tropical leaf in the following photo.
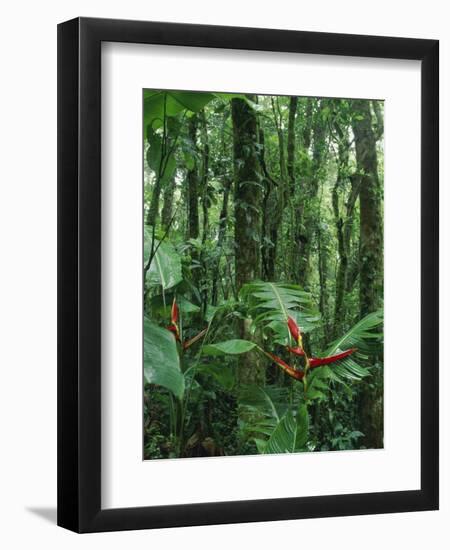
[194,362,235,391]
[240,281,320,344]
[202,339,257,356]
[238,384,296,450]
[239,385,309,454]
[320,310,383,382]
[239,384,289,424]
[144,318,184,399]
[264,404,309,454]
[326,310,383,356]
[146,126,177,187]
[144,226,182,290]
[144,90,216,129]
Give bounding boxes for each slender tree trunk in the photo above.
[199,110,210,312]
[187,116,199,240]
[317,182,330,342]
[352,99,384,449]
[146,166,163,227]
[211,178,232,306]
[259,126,279,281]
[332,127,361,337]
[186,115,200,296]
[231,96,265,388]
[290,99,312,283]
[287,96,298,194]
[200,110,210,245]
[298,101,327,289]
[161,177,176,230]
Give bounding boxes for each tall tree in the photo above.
[186,115,199,241]
[332,117,360,337]
[211,111,233,305]
[290,98,313,283]
[352,99,383,449]
[298,101,328,289]
[161,177,176,231]
[231,96,265,387]
[211,177,232,306]
[186,115,201,296]
[287,96,298,193]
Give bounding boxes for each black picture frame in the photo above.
[57,16,439,533]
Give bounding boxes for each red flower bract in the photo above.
[287,316,300,342]
[287,346,305,356]
[267,352,304,381]
[309,348,357,368]
[171,299,179,325]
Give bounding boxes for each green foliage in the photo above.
[238,385,308,454]
[146,126,177,187]
[144,226,182,290]
[264,404,309,454]
[203,339,257,356]
[144,90,216,129]
[322,310,383,382]
[142,91,385,459]
[241,281,320,344]
[144,318,185,399]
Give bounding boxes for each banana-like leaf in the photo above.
[202,339,257,356]
[144,226,182,290]
[239,385,289,422]
[144,318,184,399]
[264,404,309,454]
[194,362,235,391]
[238,386,309,453]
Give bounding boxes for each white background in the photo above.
[0,0,448,548]
[102,43,421,508]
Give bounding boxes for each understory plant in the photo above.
[144,273,382,457]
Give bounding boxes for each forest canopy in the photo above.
[143,90,384,459]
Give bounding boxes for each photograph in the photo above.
[143,90,384,460]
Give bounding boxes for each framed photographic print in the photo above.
[57,17,439,533]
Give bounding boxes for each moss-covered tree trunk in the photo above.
[298,100,327,289]
[187,116,199,240]
[211,177,231,306]
[186,115,200,294]
[332,126,360,338]
[161,176,176,231]
[231,96,265,388]
[352,99,384,449]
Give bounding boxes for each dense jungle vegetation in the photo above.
[143,91,384,459]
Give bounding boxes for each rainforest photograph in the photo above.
[143,90,384,460]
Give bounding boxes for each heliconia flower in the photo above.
[287,316,300,340]
[168,297,181,341]
[171,298,179,325]
[287,316,303,348]
[266,352,304,381]
[167,324,181,343]
[286,346,305,356]
[309,348,357,369]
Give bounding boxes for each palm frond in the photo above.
[240,281,320,345]
[321,310,383,382]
